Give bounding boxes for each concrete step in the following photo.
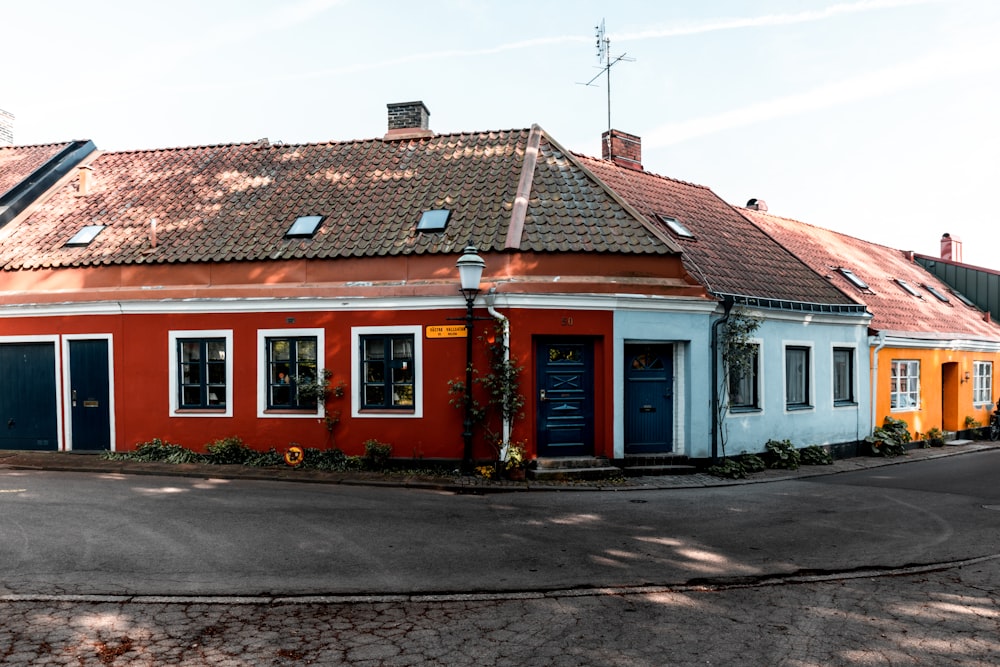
[621,464,698,477]
[619,454,697,477]
[530,456,621,481]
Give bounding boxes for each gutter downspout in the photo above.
[870,332,887,435]
[485,287,512,459]
[710,296,734,463]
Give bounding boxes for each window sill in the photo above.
[834,401,858,408]
[729,406,761,414]
[785,404,813,412]
[358,408,417,416]
[174,408,227,415]
[264,408,319,416]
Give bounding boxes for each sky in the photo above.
[5,0,999,267]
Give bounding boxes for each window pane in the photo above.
[297,339,317,362]
[833,348,852,403]
[182,386,201,405]
[271,339,290,361]
[786,347,808,406]
[181,341,200,362]
[207,341,226,360]
[365,385,385,405]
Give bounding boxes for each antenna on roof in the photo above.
[578,19,635,133]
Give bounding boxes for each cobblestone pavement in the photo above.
[3,557,997,666]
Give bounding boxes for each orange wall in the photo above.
[873,345,1000,437]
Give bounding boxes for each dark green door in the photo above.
[536,339,594,457]
[624,343,673,454]
[69,339,111,451]
[0,343,58,450]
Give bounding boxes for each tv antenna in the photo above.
[579,19,634,132]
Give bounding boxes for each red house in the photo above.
[0,103,714,464]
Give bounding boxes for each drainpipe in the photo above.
[870,332,887,435]
[484,287,512,459]
[710,296,735,463]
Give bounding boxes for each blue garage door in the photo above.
[0,343,58,450]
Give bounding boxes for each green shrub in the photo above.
[300,447,363,471]
[245,448,285,467]
[706,458,748,479]
[103,438,203,464]
[363,439,393,470]
[800,445,833,466]
[865,417,911,457]
[204,436,255,465]
[764,439,800,470]
[739,452,767,473]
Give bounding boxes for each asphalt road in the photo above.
[0,448,997,598]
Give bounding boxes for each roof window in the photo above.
[838,268,869,291]
[950,289,976,307]
[65,224,105,247]
[657,214,694,238]
[923,284,950,303]
[894,279,923,298]
[417,209,450,232]
[286,215,324,238]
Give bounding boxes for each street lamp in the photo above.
[456,244,485,473]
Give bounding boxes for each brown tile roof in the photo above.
[0,128,680,271]
[577,155,858,306]
[742,208,1000,340]
[0,143,73,197]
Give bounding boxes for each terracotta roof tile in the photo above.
[2,130,678,270]
[578,154,856,305]
[0,143,73,197]
[742,208,1000,340]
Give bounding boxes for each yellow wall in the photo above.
[873,346,1000,437]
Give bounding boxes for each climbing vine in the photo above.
[717,305,762,459]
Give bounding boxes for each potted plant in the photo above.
[503,441,528,481]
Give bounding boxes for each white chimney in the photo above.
[940,233,963,262]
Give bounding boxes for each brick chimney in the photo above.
[940,233,963,262]
[602,129,642,171]
[385,101,433,140]
[0,108,13,146]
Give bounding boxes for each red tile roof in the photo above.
[0,129,681,271]
[578,155,858,306]
[0,143,73,198]
[742,208,1000,340]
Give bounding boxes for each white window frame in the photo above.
[257,328,325,419]
[168,330,233,417]
[728,339,762,411]
[832,345,857,406]
[890,359,920,412]
[784,343,814,411]
[351,325,423,419]
[973,361,992,407]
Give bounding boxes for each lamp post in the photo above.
[456,244,485,473]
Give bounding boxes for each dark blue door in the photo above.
[69,339,111,451]
[624,344,674,454]
[0,343,58,450]
[536,339,594,457]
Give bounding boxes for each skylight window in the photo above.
[65,224,105,247]
[894,279,922,297]
[923,284,950,303]
[417,209,450,232]
[657,214,694,238]
[838,268,869,291]
[950,289,975,307]
[286,215,324,238]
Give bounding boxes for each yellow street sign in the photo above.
[426,325,468,338]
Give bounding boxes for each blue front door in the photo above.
[624,343,674,454]
[0,343,58,450]
[536,339,594,457]
[69,339,111,451]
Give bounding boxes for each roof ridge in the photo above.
[739,207,916,257]
[97,128,538,156]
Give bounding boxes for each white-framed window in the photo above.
[351,325,423,418]
[973,361,992,406]
[257,328,325,418]
[833,347,856,405]
[168,330,233,417]
[890,360,920,411]
[728,342,760,410]
[785,345,812,409]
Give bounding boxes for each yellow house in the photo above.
[742,204,1000,439]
